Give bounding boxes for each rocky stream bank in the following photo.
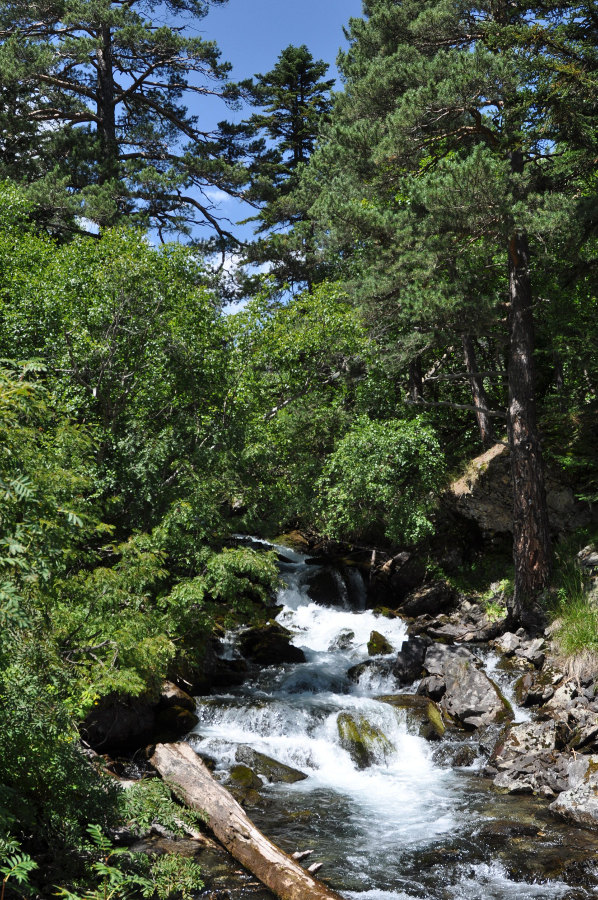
[79,528,598,899]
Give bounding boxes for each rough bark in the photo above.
[507,225,551,630]
[96,24,118,186]
[408,357,423,403]
[462,334,495,447]
[150,742,344,900]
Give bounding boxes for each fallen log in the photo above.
[150,742,344,900]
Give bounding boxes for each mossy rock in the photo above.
[337,712,395,769]
[376,693,445,740]
[235,747,307,783]
[367,630,394,656]
[228,764,263,791]
[373,607,399,619]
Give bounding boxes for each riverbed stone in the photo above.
[550,755,598,828]
[328,629,355,651]
[239,622,306,666]
[337,712,395,768]
[368,630,394,656]
[392,635,430,686]
[376,693,445,740]
[235,747,307,784]
[487,721,573,797]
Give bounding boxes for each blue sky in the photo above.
[190,0,364,242]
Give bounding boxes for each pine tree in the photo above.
[308,0,595,627]
[0,0,243,241]
[239,44,335,291]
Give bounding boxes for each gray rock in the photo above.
[398,581,457,617]
[424,643,477,677]
[328,629,355,651]
[392,635,430,686]
[489,721,569,797]
[235,747,307,784]
[494,632,522,656]
[550,755,598,828]
[440,654,514,729]
[417,674,446,701]
[159,681,196,713]
[515,637,546,668]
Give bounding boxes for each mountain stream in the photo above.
[188,540,598,899]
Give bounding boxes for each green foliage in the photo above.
[0,1,243,239]
[317,416,445,545]
[119,780,204,838]
[0,838,38,898]
[56,824,203,900]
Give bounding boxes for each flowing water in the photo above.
[189,541,598,899]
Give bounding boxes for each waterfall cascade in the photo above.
[188,541,595,899]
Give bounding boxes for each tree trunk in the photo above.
[506,227,551,630]
[408,357,423,403]
[150,742,345,900]
[461,334,495,447]
[96,24,118,186]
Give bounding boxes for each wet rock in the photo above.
[239,623,306,666]
[235,747,307,784]
[392,635,430,686]
[337,712,395,769]
[550,755,598,828]
[328,629,355,651]
[228,764,263,792]
[367,630,394,656]
[347,657,394,685]
[398,581,457,617]
[159,681,196,712]
[416,674,446,701]
[376,693,445,740]
[304,567,347,608]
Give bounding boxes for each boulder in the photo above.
[239,622,306,666]
[514,669,556,707]
[550,756,598,828]
[155,705,199,735]
[159,681,196,712]
[376,693,445,740]
[304,567,347,608]
[82,695,156,751]
[328,629,355,651]
[486,721,571,797]
[337,712,395,769]
[416,674,446,702]
[347,657,394,685]
[422,645,512,729]
[494,632,522,657]
[235,747,307,784]
[367,630,394,656]
[392,635,430,686]
[228,764,263,792]
[447,442,590,536]
[398,581,457,617]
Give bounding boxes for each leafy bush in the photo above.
[317,416,446,545]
